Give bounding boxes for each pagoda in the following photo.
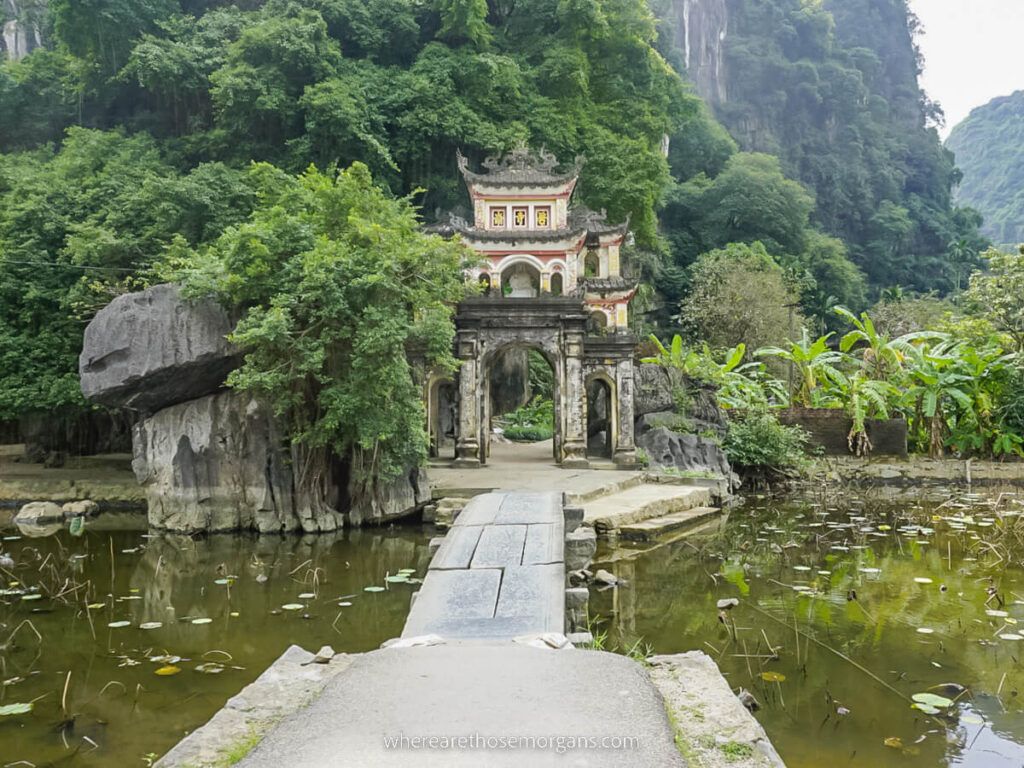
[450,146,636,331]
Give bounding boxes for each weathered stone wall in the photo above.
[778,408,908,457]
[80,284,241,413]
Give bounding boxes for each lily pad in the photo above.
[999,633,1023,641]
[107,621,131,628]
[760,671,786,683]
[298,592,315,599]
[0,702,33,716]
[364,586,386,593]
[884,737,903,749]
[282,603,304,611]
[385,575,409,583]
[986,609,1009,618]
[86,603,105,610]
[155,665,181,676]
[912,692,954,709]
[716,598,739,610]
[337,601,353,607]
[195,662,225,675]
[916,627,935,634]
[914,577,933,584]
[912,702,940,715]
[21,594,42,601]
[213,578,230,586]
[191,618,213,625]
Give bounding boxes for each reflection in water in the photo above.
[0,520,429,766]
[590,493,1024,768]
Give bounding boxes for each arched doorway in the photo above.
[428,376,456,458]
[478,272,492,297]
[501,262,541,298]
[550,272,564,296]
[482,343,559,464]
[586,376,614,459]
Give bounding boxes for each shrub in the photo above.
[724,410,809,479]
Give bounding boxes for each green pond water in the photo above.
[590,490,1024,768]
[0,515,429,766]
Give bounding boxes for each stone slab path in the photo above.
[236,645,685,768]
[585,484,712,535]
[402,491,565,640]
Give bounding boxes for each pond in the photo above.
[0,514,429,766]
[590,490,1024,767]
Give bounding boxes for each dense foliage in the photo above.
[654,0,987,299]
[161,162,471,513]
[947,91,1024,249]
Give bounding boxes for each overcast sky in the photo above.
[909,0,1024,138]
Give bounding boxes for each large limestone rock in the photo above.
[636,413,734,481]
[80,284,241,413]
[132,391,341,533]
[347,466,429,527]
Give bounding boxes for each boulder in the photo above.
[132,390,340,533]
[633,363,675,417]
[347,465,430,527]
[80,284,241,413]
[14,501,64,524]
[637,425,733,480]
[62,499,100,518]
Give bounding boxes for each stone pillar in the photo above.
[614,357,638,468]
[562,331,589,468]
[454,332,481,468]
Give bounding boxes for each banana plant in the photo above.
[903,342,974,458]
[834,305,946,380]
[831,369,898,456]
[756,329,846,408]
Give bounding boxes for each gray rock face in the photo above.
[633,364,677,417]
[80,284,241,413]
[347,466,429,527]
[132,390,336,533]
[637,424,733,480]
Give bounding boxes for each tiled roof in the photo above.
[457,147,583,188]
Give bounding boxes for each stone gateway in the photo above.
[430,147,639,469]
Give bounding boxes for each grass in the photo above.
[217,731,262,767]
[719,740,755,761]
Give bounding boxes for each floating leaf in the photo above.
[155,665,181,676]
[107,621,130,628]
[916,628,934,634]
[298,592,315,599]
[230,611,240,618]
[860,567,881,575]
[337,601,352,607]
[398,569,416,575]
[999,633,1023,641]
[912,702,940,714]
[717,598,739,610]
[282,604,304,611]
[364,587,385,593]
[962,713,985,725]
[69,516,85,537]
[912,693,953,709]
[385,575,409,583]
[21,594,42,601]
[792,566,811,572]
[213,578,230,586]
[191,618,212,625]
[914,577,933,584]
[195,663,225,675]
[884,737,903,749]
[86,603,105,610]
[140,622,163,630]
[0,703,33,716]
[986,609,1009,618]
[760,671,786,683]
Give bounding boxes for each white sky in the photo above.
[909,0,1024,138]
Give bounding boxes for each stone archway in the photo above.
[482,342,560,463]
[453,297,590,469]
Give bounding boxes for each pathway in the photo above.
[403,491,564,640]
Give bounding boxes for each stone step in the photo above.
[617,506,721,542]
[563,472,645,505]
[584,483,712,535]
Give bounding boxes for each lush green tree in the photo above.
[0,128,255,420]
[965,247,1024,352]
[161,162,472,517]
[679,242,803,352]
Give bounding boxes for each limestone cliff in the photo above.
[658,0,729,104]
[1,0,44,61]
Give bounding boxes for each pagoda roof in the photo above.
[579,276,638,294]
[570,206,630,239]
[457,146,583,189]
